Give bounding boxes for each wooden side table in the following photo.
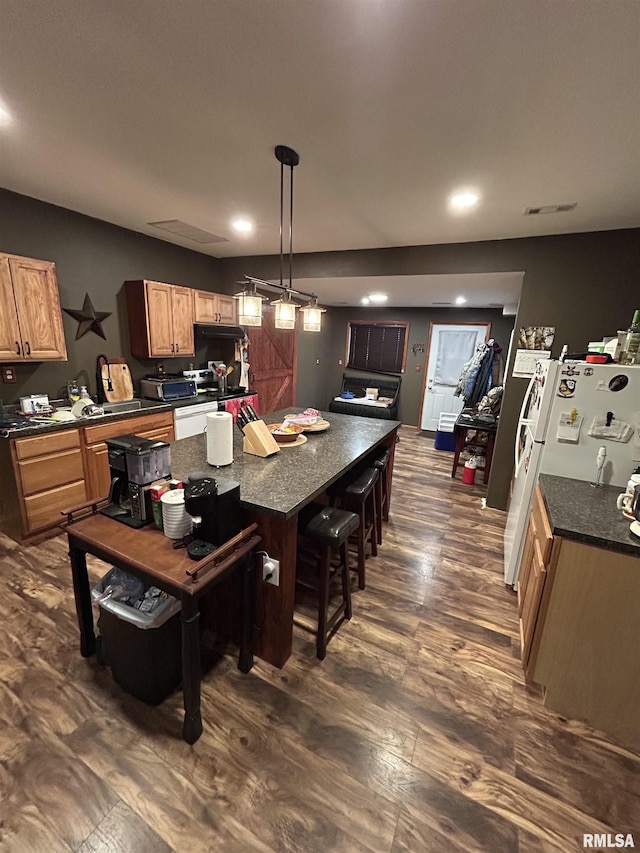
[62,504,260,744]
[451,414,498,485]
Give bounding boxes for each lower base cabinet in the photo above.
[0,411,175,543]
[518,485,640,753]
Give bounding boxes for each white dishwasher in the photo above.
[173,400,220,439]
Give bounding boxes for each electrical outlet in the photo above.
[1,366,17,383]
[262,555,280,586]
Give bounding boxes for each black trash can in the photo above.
[92,569,182,705]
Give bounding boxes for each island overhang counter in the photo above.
[171,409,400,667]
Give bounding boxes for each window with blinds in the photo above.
[346,321,408,374]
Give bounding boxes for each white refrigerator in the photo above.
[503,360,640,586]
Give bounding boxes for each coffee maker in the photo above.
[101,434,172,528]
[183,475,241,559]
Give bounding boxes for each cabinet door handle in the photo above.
[171,343,175,353]
[15,341,21,356]
[25,341,31,356]
[176,343,180,353]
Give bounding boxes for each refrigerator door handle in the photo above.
[515,373,537,469]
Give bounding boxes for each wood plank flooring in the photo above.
[1,427,638,852]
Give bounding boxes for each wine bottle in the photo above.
[619,309,640,365]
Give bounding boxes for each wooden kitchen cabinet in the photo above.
[82,410,175,501]
[194,289,237,325]
[125,279,195,358]
[0,411,175,542]
[517,484,557,676]
[0,429,86,541]
[0,252,68,362]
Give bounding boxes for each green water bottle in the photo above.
[619,309,640,365]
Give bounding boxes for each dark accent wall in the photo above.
[324,306,514,424]
[0,189,224,401]
[3,186,638,510]
[219,228,640,510]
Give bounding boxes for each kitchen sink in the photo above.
[102,400,143,414]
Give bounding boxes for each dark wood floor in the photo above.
[1,427,638,852]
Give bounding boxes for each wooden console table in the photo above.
[62,508,260,744]
[451,413,498,485]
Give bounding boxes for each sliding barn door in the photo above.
[248,306,297,413]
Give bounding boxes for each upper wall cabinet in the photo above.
[0,253,68,362]
[125,279,195,358]
[194,290,236,325]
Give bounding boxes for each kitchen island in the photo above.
[171,409,400,667]
[522,474,640,752]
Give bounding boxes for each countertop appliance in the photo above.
[504,361,640,586]
[183,475,241,556]
[100,434,172,527]
[140,377,198,402]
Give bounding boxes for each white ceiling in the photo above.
[0,0,638,309]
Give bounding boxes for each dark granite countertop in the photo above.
[170,409,400,519]
[539,473,640,557]
[0,391,256,439]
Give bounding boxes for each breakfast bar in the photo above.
[170,409,400,667]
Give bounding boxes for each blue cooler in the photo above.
[435,413,457,451]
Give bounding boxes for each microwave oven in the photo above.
[140,378,198,401]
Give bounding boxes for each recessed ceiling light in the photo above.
[455,296,467,305]
[361,297,370,305]
[449,190,480,211]
[231,217,254,235]
[368,293,388,304]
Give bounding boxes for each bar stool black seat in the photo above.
[327,467,378,591]
[371,448,391,545]
[296,503,360,660]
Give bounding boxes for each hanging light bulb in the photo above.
[234,279,266,326]
[273,289,298,330]
[301,295,326,332]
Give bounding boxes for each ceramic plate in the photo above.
[283,415,330,432]
[302,419,330,433]
[277,434,308,447]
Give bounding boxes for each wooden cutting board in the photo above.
[100,362,134,402]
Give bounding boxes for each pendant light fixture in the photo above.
[301,294,326,333]
[234,279,266,326]
[273,145,300,330]
[241,146,326,333]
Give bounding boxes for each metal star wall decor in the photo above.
[63,292,112,340]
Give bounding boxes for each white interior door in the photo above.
[420,323,490,430]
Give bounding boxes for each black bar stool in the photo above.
[328,467,378,591]
[296,503,359,659]
[372,448,391,545]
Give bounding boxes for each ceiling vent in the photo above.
[148,220,228,244]
[524,203,577,216]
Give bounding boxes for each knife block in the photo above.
[242,420,280,457]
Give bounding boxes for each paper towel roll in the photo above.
[206,411,233,467]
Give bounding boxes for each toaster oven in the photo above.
[140,378,198,401]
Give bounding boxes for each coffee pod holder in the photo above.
[242,420,280,457]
